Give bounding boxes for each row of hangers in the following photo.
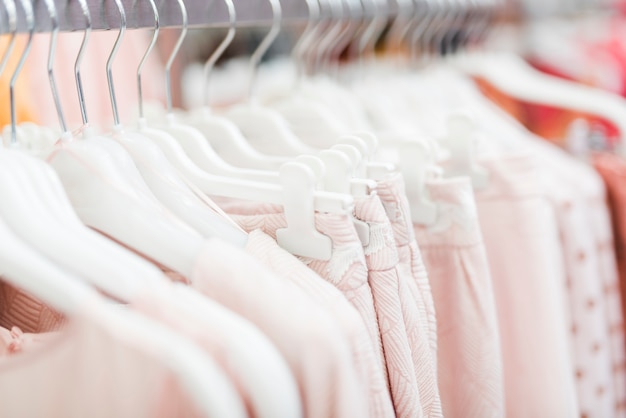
[0,0,625,335]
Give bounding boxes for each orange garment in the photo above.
[0,35,37,128]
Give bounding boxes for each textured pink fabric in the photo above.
[217,201,392,414]
[376,173,438,364]
[0,299,208,418]
[473,154,578,418]
[190,239,367,418]
[414,177,505,418]
[354,193,441,418]
[243,229,394,418]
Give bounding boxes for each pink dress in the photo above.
[473,154,578,418]
[189,239,368,418]
[243,229,394,418]
[354,192,441,418]
[414,177,505,418]
[0,289,242,418]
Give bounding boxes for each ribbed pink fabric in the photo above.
[376,173,438,364]
[355,192,441,418]
[243,229,394,418]
[0,300,209,418]
[0,282,66,333]
[414,177,505,418]
[474,154,578,418]
[190,239,368,418]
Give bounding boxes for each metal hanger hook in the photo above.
[134,0,159,119]
[72,0,92,127]
[9,0,34,146]
[164,0,188,114]
[247,0,282,102]
[0,0,17,78]
[203,0,236,108]
[106,0,127,128]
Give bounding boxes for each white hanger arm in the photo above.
[457,53,626,142]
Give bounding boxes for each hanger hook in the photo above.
[247,0,282,102]
[164,0,188,114]
[312,0,343,74]
[42,0,68,135]
[9,0,34,146]
[73,0,92,127]
[291,0,319,82]
[135,0,159,120]
[0,0,17,78]
[203,0,236,108]
[107,0,127,128]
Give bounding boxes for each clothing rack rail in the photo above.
[0,0,318,33]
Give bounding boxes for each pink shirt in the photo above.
[414,177,505,418]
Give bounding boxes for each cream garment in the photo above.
[242,229,394,418]
[354,192,441,418]
[216,202,388,406]
[189,239,368,418]
[414,177,505,418]
[135,281,302,418]
[0,289,246,418]
[376,173,439,364]
[473,153,578,418]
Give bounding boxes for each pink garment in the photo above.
[414,177,505,418]
[537,154,617,418]
[243,229,394,418]
[0,296,219,418]
[354,192,441,418]
[135,281,300,418]
[376,173,438,364]
[474,154,578,418]
[190,239,368,418]
[217,201,390,413]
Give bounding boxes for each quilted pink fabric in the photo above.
[414,177,505,418]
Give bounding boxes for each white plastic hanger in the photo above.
[0,0,172,302]
[455,52,626,155]
[149,0,280,183]
[100,0,246,246]
[185,0,288,171]
[46,0,205,278]
[439,112,489,189]
[226,0,319,157]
